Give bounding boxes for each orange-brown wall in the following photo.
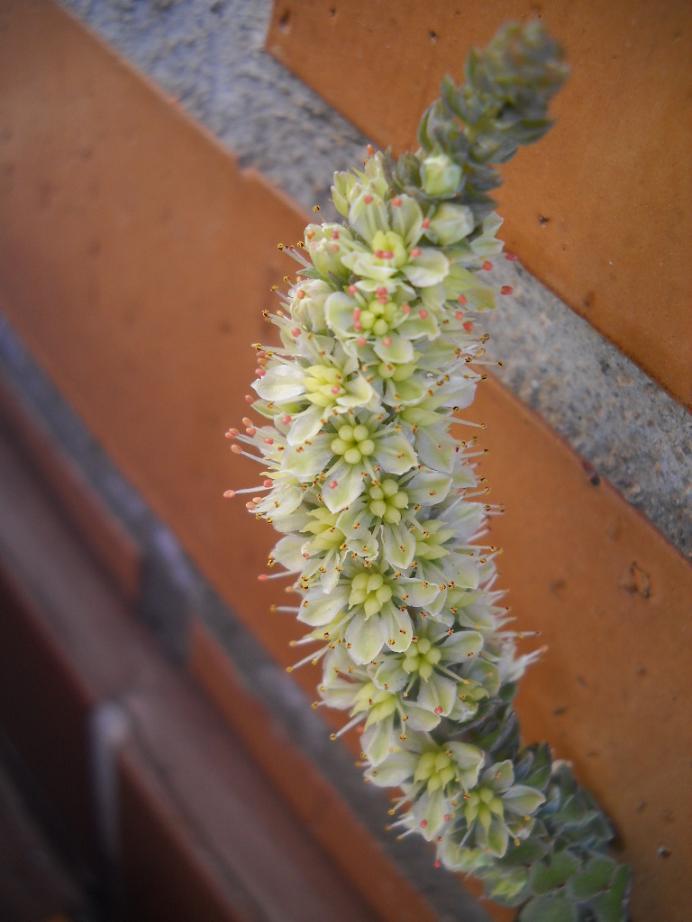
[267,0,692,405]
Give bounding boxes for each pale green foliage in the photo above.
[228,21,631,921]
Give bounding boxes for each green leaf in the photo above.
[529,850,581,895]
[589,865,632,922]
[552,790,601,829]
[417,106,433,150]
[516,743,552,790]
[484,866,530,906]
[520,892,578,922]
[566,855,616,901]
[498,838,549,867]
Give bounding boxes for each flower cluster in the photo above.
[226,22,630,921]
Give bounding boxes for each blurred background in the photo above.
[0,1,690,920]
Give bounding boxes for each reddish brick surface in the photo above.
[267,0,692,404]
[0,429,378,922]
[190,618,442,922]
[0,371,141,603]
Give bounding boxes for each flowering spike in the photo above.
[227,21,630,920]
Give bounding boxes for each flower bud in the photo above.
[421,153,462,197]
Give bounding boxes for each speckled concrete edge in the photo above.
[58,0,690,555]
[0,317,489,922]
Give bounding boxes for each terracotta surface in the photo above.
[0,425,377,922]
[465,384,691,920]
[191,618,440,922]
[0,371,141,603]
[0,3,690,918]
[266,0,692,405]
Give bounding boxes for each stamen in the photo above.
[453,419,486,429]
[230,446,265,463]
[330,712,366,740]
[223,485,272,497]
[286,645,329,672]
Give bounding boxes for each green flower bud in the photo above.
[421,153,462,197]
